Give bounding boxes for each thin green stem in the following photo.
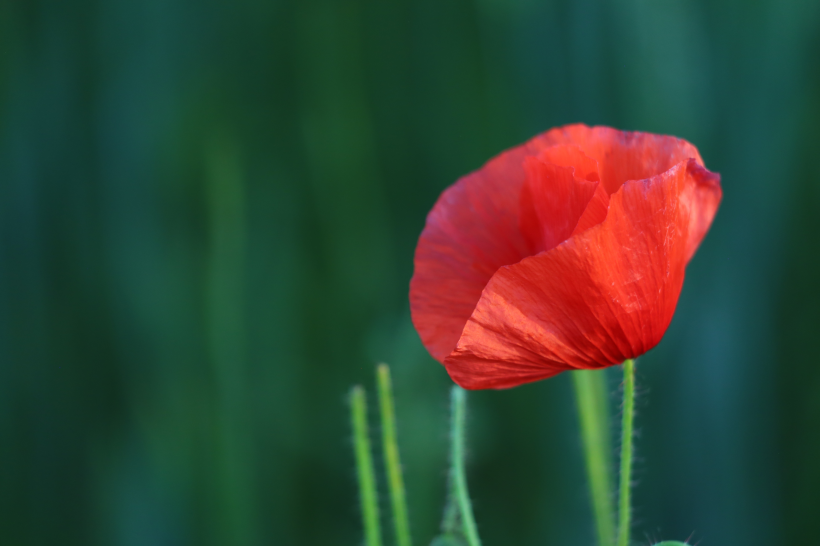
[350,386,383,546]
[450,386,482,546]
[376,365,413,546]
[440,488,460,536]
[617,360,636,546]
[572,370,616,546]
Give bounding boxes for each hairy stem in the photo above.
[450,386,482,546]
[617,360,636,546]
[351,386,383,546]
[376,365,413,546]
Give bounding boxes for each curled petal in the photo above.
[545,125,704,195]
[682,159,722,262]
[444,162,694,390]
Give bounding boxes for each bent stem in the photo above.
[350,386,383,546]
[617,359,636,546]
[572,370,616,546]
[376,365,413,546]
[448,386,482,546]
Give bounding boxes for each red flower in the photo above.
[410,124,722,389]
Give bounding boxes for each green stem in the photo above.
[376,365,413,546]
[617,360,636,546]
[572,370,616,546]
[350,386,383,546]
[450,386,482,546]
[440,424,460,537]
[440,487,460,536]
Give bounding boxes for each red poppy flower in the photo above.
[410,124,721,390]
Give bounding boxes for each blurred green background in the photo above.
[1,0,819,544]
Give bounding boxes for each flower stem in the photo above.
[449,386,482,546]
[376,365,413,546]
[350,386,383,546]
[572,370,616,546]
[617,360,636,546]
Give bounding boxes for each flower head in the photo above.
[410,124,721,389]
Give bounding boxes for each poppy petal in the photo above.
[520,151,601,252]
[537,144,600,181]
[550,125,704,195]
[682,159,722,262]
[410,142,541,362]
[444,161,693,390]
[411,133,582,362]
[572,183,610,236]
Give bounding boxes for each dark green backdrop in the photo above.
[1,0,819,544]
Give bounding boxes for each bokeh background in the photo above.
[2,0,819,544]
